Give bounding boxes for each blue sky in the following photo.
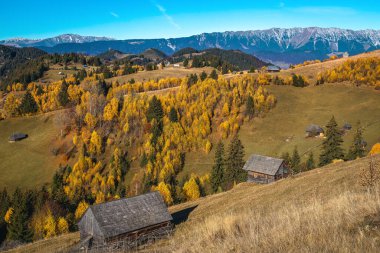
[1,0,379,40]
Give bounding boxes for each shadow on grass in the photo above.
[171,205,198,226]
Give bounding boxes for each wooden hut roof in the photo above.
[243,154,284,176]
[9,133,28,142]
[305,124,324,133]
[83,191,172,238]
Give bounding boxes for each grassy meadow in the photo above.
[182,83,380,178]
[0,112,62,190]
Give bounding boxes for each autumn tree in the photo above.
[210,141,225,193]
[0,188,10,244]
[319,116,344,166]
[43,211,56,238]
[74,201,89,221]
[346,122,366,160]
[183,175,201,201]
[370,143,380,155]
[224,135,247,189]
[154,182,173,205]
[56,217,69,234]
[88,130,102,156]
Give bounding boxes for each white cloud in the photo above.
[154,2,181,29]
[110,12,119,18]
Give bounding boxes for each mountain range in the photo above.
[1,28,380,66]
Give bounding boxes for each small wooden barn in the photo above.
[78,191,173,249]
[8,133,28,142]
[305,124,324,137]
[243,154,288,184]
[267,65,281,72]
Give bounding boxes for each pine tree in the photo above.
[245,95,255,119]
[209,69,218,80]
[210,141,225,193]
[146,96,164,122]
[18,91,38,115]
[291,146,301,173]
[346,121,366,160]
[306,152,315,170]
[319,116,344,166]
[169,107,179,122]
[58,79,69,107]
[7,188,33,242]
[224,135,246,189]
[200,71,207,81]
[183,58,189,67]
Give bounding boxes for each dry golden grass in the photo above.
[2,232,80,253]
[8,156,380,253]
[107,67,214,84]
[154,155,380,253]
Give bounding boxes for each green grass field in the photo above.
[0,113,61,190]
[181,83,380,177]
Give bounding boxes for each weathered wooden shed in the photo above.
[305,124,324,137]
[8,133,28,142]
[78,191,173,249]
[243,154,288,184]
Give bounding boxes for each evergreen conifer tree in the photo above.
[210,141,225,193]
[0,188,10,244]
[209,69,218,80]
[245,95,255,119]
[306,152,316,170]
[18,91,38,115]
[7,188,33,242]
[224,135,246,189]
[346,121,366,160]
[291,146,301,173]
[58,79,69,107]
[319,116,344,166]
[169,107,179,122]
[200,71,207,81]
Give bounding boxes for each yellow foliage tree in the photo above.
[44,211,56,238]
[88,130,102,156]
[370,143,380,155]
[57,217,69,234]
[154,182,173,205]
[183,175,201,201]
[75,201,89,220]
[103,98,119,121]
[4,207,13,223]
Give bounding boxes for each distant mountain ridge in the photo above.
[2,28,380,66]
[0,34,114,48]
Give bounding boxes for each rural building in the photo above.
[78,191,173,249]
[8,133,28,142]
[343,123,352,131]
[305,124,324,137]
[173,63,180,68]
[267,65,281,72]
[343,52,349,58]
[243,154,288,184]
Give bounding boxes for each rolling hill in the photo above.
[6,155,380,252]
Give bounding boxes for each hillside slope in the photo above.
[161,155,380,252]
[6,155,380,252]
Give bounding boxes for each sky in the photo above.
[1,0,380,40]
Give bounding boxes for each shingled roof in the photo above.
[84,191,172,239]
[243,154,284,176]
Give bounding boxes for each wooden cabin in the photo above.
[267,65,281,72]
[243,154,288,184]
[78,191,173,249]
